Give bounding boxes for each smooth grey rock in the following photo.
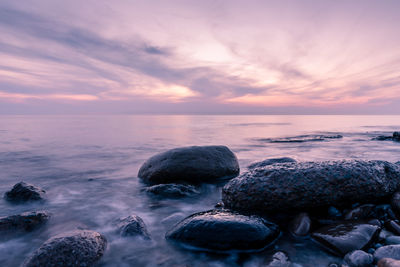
[138,146,239,185]
[117,215,150,239]
[165,209,279,252]
[378,258,400,267]
[5,182,45,203]
[375,245,400,261]
[343,250,373,267]
[222,160,400,213]
[289,212,311,236]
[145,183,199,198]
[23,230,107,267]
[312,222,380,255]
[0,211,50,233]
[386,236,400,245]
[265,251,291,267]
[247,157,296,169]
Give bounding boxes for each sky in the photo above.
[0,0,400,114]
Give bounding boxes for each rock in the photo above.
[343,250,373,267]
[117,215,150,239]
[247,157,296,169]
[375,205,397,221]
[145,184,199,198]
[222,160,400,213]
[344,204,375,220]
[23,230,106,267]
[391,192,400,218]
[138,146,240,185]
[385,221,400,235]
[0,211,50,233]
[289,212,311,236]
[386,236,400,245]
[394,132,400,141]
[265,251,291,267]
[375,245,400,261]
[5,182,45,203]
[374,132,400,142]
[379,258,400,267]
[311,222,380,255]
[165,209,279,251]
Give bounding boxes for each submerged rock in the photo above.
[138,146,240,185]
[375,245,400,261]
[23,230,107,267]
[289,212,311,236]
[343,250,373,267]
[165,209,279,251]
[0,211,50,233]
[311,222,380,255]
[117,215,150,239]
[145,183,199,198]
[5,182,46,203]
[222,160,400,213]
[378,258,400,267]
[247,157,296,169]
[265,251,291,267]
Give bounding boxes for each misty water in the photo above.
[1,115,400,267]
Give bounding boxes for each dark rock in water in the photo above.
[344,204,375,220]
[343,250,373,267]
[247,157,296,169]
[165,209,279,252]
[117,215,150,239]
[145,183,199,198]
[391,191,400,218]
[23,230,107,267]
[222,160,400,213]
[378,258,400,267]
[374,132,400,142]
[138,146,240,185]
[257,134,343,143]
[385,236,400,245]
[5,182,46,203]
[265,251,291,267]
[375,245,400,261]
[394,132,400,141]
[0,211,50,233]
[311,222,380,255]
[289,212,311,236]
[385,220,400,235]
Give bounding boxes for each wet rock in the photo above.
[165,209,279,251]
[258,134,343,143]
[265,251,291,267]
[117,215,150,239]
[385,221,400,235]
[138,146,240,185]
[391,191,400,218]
[23,230,107,267]
[343,250,373,267]
[5,182,45,203]
[247,157,296,169]
[368,219,382,227]
[145,183,199,198]
[289,212,311,236]
[344,204,375,220]
[375,245,400,261]
[161,213,185,227]
[222,160,400,213]
[375,205,397,221]
[378,258,400,267]
[394,132,400,141]
[311,222,380,255]
[386,236,400,245]
[0,211,50,233]
[374,132,400,142]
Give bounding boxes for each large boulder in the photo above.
[222,160,400,213]
[165,209,279,251]
[311,222,380,255]
[5,182,46,203]
[138,146,239,185]
[23,230,107,267]
[0,211,50,233]
[375,245,400,261]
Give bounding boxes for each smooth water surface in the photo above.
[0,115,400,266]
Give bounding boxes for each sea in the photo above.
[0,115,399,266]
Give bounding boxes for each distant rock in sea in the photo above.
[5,181,46,203]
[222,160,400,213]
[255,134,343,143]
[138,146,239,185]
[373,132,400,142]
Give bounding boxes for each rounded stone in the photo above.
[144,183,199,198]
[5,182,46,203]
[378,258,400,267]
[138,146,240,185]
[0,211,50,233]
[165,209,279,252]
[289,212,311,236]
[117,215,150,239]
[375,245,400,262]
[343,250,373,267]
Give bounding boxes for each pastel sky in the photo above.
[1,0,400,114]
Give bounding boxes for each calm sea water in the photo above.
[0,115,400,266]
